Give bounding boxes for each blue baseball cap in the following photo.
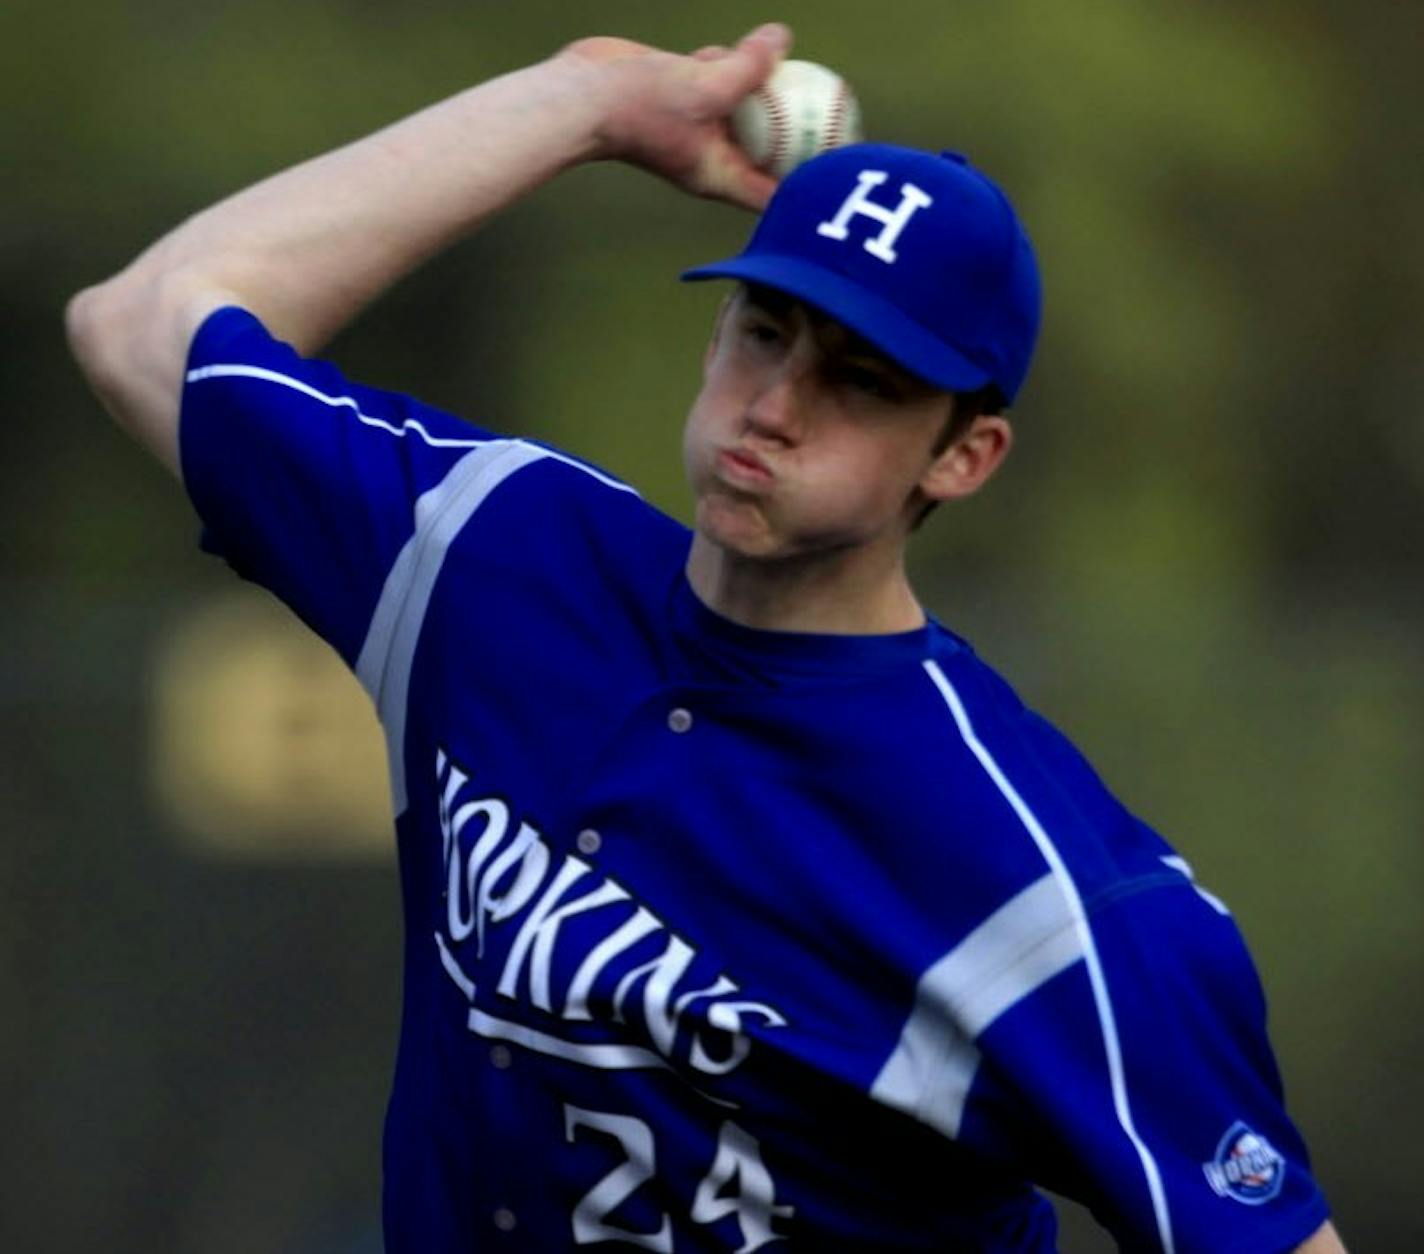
[682,143,1041,403]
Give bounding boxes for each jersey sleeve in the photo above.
[963,877,1331,1254]
[179,306,499,667]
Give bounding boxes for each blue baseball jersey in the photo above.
[180,307,1331,1253]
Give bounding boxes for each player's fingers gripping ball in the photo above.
[732,59,863,177]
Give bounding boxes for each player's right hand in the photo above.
[559,23,792,211]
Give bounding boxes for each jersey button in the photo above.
[667,707,693,734]
[493,1207,517,1232]
[576,828,602,855]
[489,1045,513,1070]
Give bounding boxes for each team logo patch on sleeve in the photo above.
[1202,1121,1286,1205]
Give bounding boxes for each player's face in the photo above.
[683,285,977,562]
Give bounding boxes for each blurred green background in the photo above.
[4,0,1421,1250]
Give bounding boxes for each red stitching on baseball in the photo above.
[758,84,791,172]
[827,81,850,150]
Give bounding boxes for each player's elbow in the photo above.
[67,275,154,429]
[66,277,132,400]
[65,268,215,477]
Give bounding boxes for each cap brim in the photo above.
[681,254,994,394]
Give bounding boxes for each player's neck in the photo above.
[685,533,926,636]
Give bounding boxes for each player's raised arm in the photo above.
[64,24,790,478]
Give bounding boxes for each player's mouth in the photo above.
[717,447,774,487]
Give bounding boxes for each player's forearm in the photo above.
[65,54,609,470]
[118,56,605,352]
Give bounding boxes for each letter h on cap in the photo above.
[816,170,934,264]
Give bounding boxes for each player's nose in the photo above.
[743,357,811,445]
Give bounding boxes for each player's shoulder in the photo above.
[183,305,681,539]
[914,628,1184,900]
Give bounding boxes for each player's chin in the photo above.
[693,493,788,560]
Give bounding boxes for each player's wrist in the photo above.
[545,38,658,165]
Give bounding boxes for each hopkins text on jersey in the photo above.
[433,748,788,1084]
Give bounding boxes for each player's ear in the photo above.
[919,414,1013,503]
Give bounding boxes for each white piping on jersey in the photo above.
[185,362,643,492]
[186,363,491,447]
[914,659,1177,1254]
[871,874,1084,1139]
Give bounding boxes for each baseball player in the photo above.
[68,23,1345,1253]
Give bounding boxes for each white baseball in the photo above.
[731,59,863,178]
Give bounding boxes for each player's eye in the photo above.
[741,319,784,348]
[839,363,899,400]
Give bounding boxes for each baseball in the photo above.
[731,59,863,178]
